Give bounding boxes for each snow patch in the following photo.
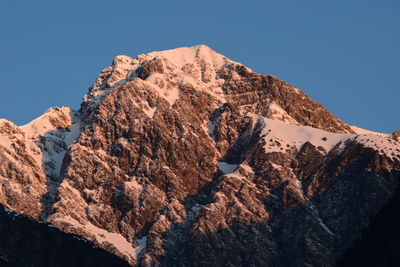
[297,179,305,197]
[144,73,180,106]
[354,134,400,160]
[146,44,229,70]
[143,106,157,118]
[350,125,388,137]
[134,236,147,259]
[55,216,136,260]
[201,120,218,143]
[206,121,216,136]
[19,107,72,138]
[17,108,82,178]
[191,203,204,213]
[258,116,355,153]
[162,86,180,106]
[217,162,238,174]
[309,204,335,236]
[246,113,400,160]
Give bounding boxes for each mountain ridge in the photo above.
[0,45,399,266]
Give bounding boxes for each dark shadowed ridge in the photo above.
[336,174,400,267]
[0,205,129,267]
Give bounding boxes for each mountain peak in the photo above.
[19,106,75,138]
[0,118,14,127]
[140,44,231,70]
[82,45,357,134]
[112,55,136,67]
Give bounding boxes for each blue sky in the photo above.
[0,0,399,133]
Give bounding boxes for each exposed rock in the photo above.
[392,131,400,141]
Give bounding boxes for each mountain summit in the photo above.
[0,45,399,266]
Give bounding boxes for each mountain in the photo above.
[0,45,399,266]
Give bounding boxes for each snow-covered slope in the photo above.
[19,107,81,178]
[146,44,230,70]
[251,115,400,161]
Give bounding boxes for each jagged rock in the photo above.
[392,131,400,141]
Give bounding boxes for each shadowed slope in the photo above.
[0,205,129,267]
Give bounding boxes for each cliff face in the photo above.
[0,45,399,266]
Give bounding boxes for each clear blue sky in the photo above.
[0,0,399,133]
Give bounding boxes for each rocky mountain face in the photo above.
[0,45,399,266]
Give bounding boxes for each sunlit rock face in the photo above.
[0,45,399,266]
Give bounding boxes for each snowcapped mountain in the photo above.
[0,45,399,266]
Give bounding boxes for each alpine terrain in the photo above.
[0,45,399,266]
